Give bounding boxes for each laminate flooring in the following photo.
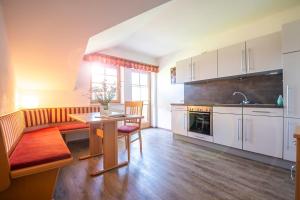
[54,128,295,200]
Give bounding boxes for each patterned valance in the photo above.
[83,53,159,73]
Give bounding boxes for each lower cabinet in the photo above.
[243,115,283,158]
[213,113,242,149]
[283,118,300,161]
[171,106,187,136]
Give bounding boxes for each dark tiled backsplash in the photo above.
[184,74,283,105]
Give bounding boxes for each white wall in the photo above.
[0,3,15,115]
[156,5,300,130]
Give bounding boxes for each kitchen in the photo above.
[171,20,300,197]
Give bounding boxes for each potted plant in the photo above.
[91,80,116,112]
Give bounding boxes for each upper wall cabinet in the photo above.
[192,50,218,81]
[246,32,282,73]
[282,20,300,54]
[218,42,246,78]
[176,58,192,83]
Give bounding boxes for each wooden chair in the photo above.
[118,101,143,162]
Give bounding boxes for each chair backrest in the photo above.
[124,101,143,125]
[0,111,25,155]
[0,111,25,191]
[22,106,100,127]
[23,108,50,127]
[49,106,100,124]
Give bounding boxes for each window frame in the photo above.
[90,64,121,104]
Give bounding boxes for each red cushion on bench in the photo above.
[56,123,89,132]
[9,127,71,170]
[118,125,139,133]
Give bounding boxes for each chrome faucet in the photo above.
[233,91,250,104]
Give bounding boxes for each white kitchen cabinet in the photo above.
[283,118,299,162]
[213,113,242,149]
[246,32,282,73]
[171,106,187,136]
[282,20,300,54]
[283,52,300,118]
[218,42,246,78]
[176,58,192,83]
[243,109,283,158]
[192,50,218,81]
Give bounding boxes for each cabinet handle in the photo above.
[241,49,245,73]
[247,48,251,72]
[244,119,249,142]
[184,113,186,130]
[252,111,270,113]
[286,85,290,116]
[291,165,296,181]
[192,62,195,80]
[237,119,242,141]
[287,121,290,150]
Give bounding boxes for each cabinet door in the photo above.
[213,113,242,149]
[218,42,246,78]
[283,52,300,118]
[282,20,300,54]
[283,118,299,162]
[246,32,282,73]
[171,110,187,136]
[192,50,218,81]
[243,115,283,158]
[176,58,192,83]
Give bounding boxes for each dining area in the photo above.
[68,101,144,176]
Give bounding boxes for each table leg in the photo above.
[79,123,103,160]
[90,120,128,176]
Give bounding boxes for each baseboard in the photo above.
[174,134,294,170]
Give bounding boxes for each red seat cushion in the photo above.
[118,125,139,134]
[56,122,89,132]
[9,127,71,170]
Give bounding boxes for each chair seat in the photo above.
[56,122,89,132]
[9,127,71,170]
[118,125,139,134]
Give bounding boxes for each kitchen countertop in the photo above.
[170,103,283,108]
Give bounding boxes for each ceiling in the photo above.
[1,0,170,90]
[87,0,300,58]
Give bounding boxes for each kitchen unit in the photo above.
[192,50,218,81]
[218,42,247,77]
[175,50,218,83]
[175,58,192,84]
[283,20,300,162]
[172,104,284,159]
[243,108,283,158]
[171,105,187,136]
[176,32,282,82]
[213,107,243,149]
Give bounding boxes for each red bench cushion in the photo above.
[9,127,71,170]
[56,123,89,132]
[118,125,139,134]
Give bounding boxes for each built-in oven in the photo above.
[187,106,213,141]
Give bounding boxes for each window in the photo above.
[91,63,120,103]
[129,70,151,127]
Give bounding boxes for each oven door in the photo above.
[188,111,212,136]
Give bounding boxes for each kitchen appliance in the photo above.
[187,106,213,141]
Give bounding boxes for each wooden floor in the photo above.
[54,128,295,200]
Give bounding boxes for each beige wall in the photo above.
[0,3,15,115]
[157,5,300,129]
[1,0,168,109]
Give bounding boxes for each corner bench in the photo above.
[0,106,100,199]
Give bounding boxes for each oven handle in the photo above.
[188,111,211,115]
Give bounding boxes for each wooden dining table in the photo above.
[68,112,143,176]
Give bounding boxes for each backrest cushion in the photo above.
[23,109,50,127]
[50,106,100,123]
[0,111,25,155]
